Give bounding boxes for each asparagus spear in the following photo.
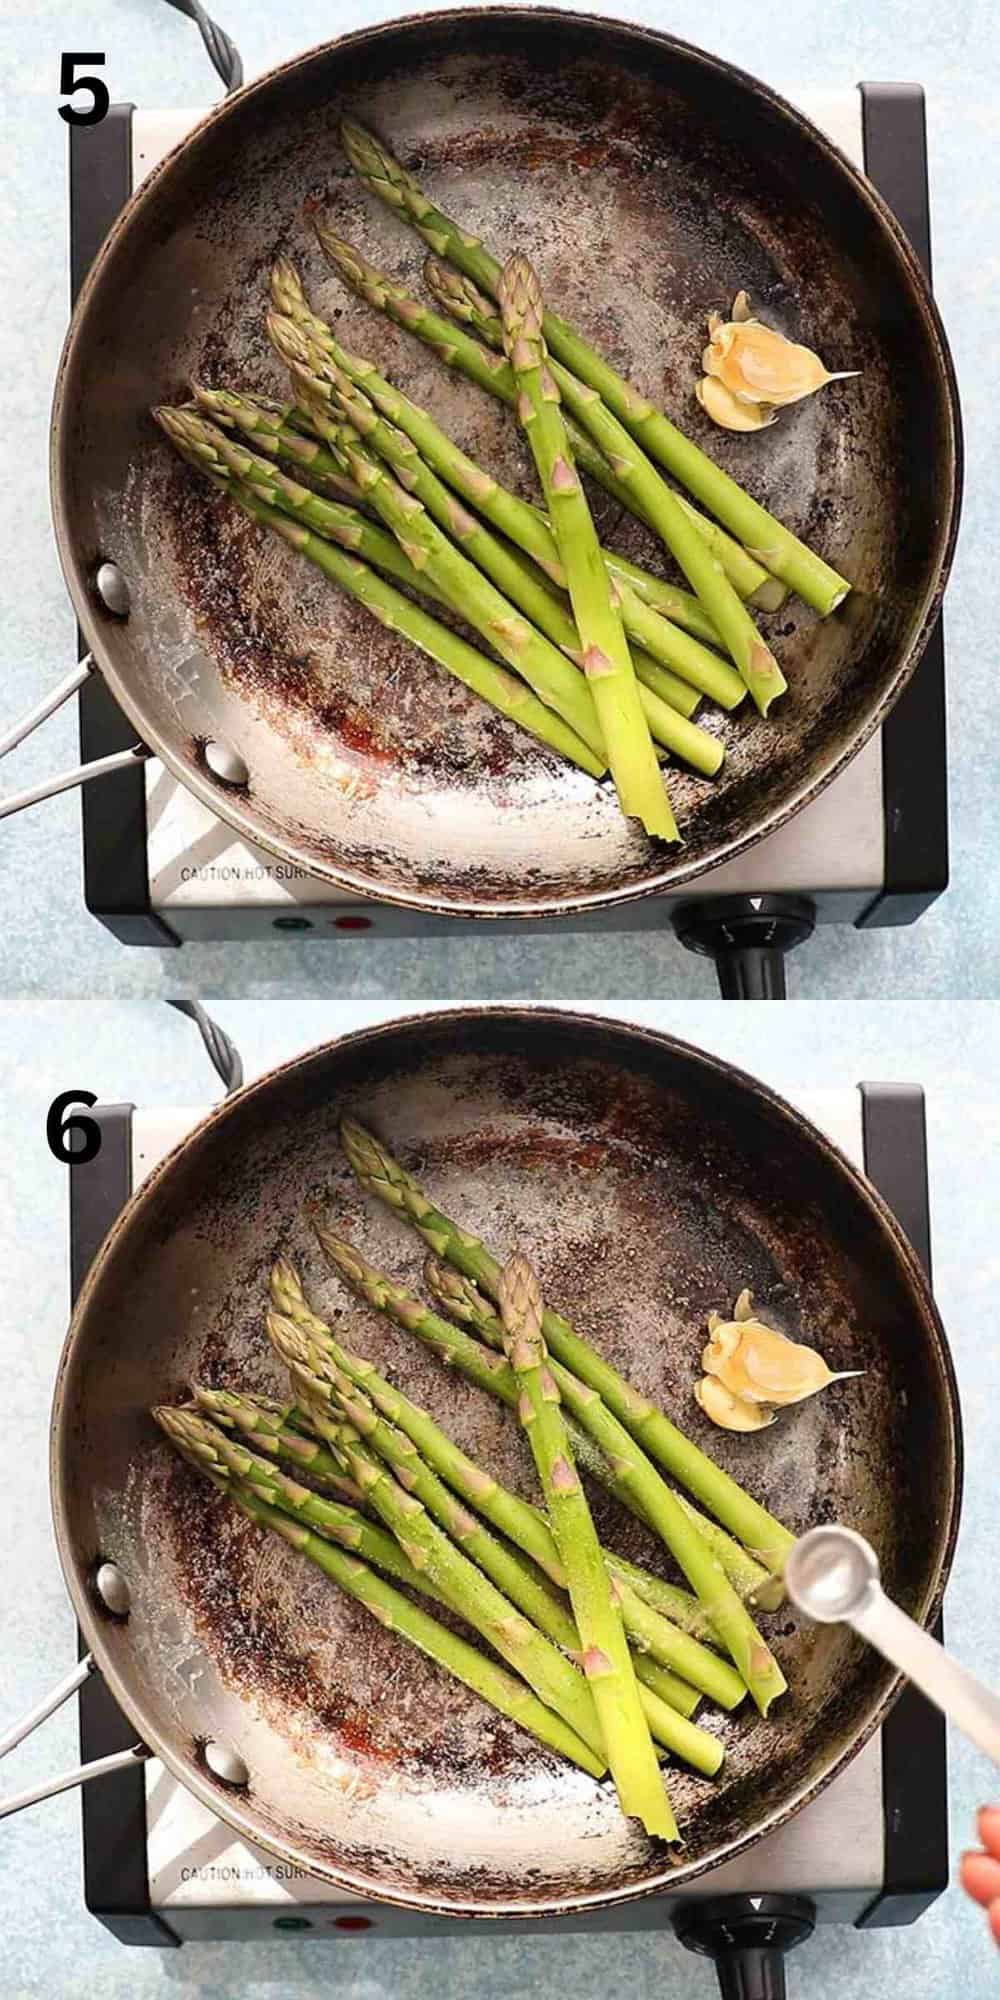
[277,345,721,769]
[422,1256,775,1709]
[267,315,615,764]
[267,1308,578,1647]
[339,120,850,615]
[313,226,655,521]
[271,1256,732,1711]
[159,1403,448,1592]
[597,583,745,714]
[178,1400,704,1728]
[272,250,631,578]
[423,257,786,613]
[256,348,573,657]
[268,1313,723,1766]
[318,1222,751,1617]
[158,405,454,604]
[498,256,786,718]
[313,1234,660,1565]
[607,1552,732,1636]
[271,1256,564,1578]
[310,233,775,616]
[155,409,604,779]
[498,1255,675,1838]
[228,366,707,722]
[543,370,787,714]
[272,258,745,705]
[186,1391,703,1725]
[316,1230,766,1641]
[181,395,664,794]
[338,1118,795,1584]
[498,256,675,839]
[424,1258,773,1624]
[190,384,365,503]
[192,1382,365,1502]
[600,550,733,637]
[155,1409,605,1778]
[319,229,779,713]
[263,1318,612,1759]
[302,246,753,715]
[184,1385,708,1734]
[224,1403,704,1745]
[281,1392,711,1753]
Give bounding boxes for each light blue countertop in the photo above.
[0,0,996,1000]
[1,997,998,1997]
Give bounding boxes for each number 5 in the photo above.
[59,52,109,127]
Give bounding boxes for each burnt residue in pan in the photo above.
[167,1456,530,1783]
[167,466,526,785]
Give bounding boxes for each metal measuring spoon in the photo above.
[786,1525,1000,1765]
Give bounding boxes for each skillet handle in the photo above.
[672,896,816,1000]
[0,1653,148,1821]
[674,1895,815,1998]
[0,658,94,759]
[0,658,149,821]
[0,1654,96,1756]
[160,0,244,92]
[0,1747,149,1821]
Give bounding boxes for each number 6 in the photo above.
[47,1091,102,1164]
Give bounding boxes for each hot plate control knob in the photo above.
[672,895,816,1001]
[673,1893,816,2000]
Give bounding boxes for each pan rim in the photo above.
[49,1004,963,1917]
[49,11,963,920]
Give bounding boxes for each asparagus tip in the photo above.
[154,1403,215,1457]
[269,1255,303,1300]
[497,253,544,346]
[269,254,305,300]
[153,405,216,465]
[497,1252,544,1349]
[266,1308,314,1374]
[313,1222,360,1275]
[339,117,381,172]
[312,221,357,265]
[266,308,314,372]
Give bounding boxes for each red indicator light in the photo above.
[333,916,373,931]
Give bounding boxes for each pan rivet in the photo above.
[94,562,131,619]
[203,1741,250,1788]
[94,1561,131,1617]
[203,740,250,788]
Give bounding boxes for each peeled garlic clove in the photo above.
[733,1288,754,1321]
[702,1322,742,1373]
[705,319,858,409]
[711,1319,863,1407]
[695,1374,775,1432]
[731,290,752,322]
[696,375,776,432]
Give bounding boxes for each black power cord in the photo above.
[167,1001,245,1093]
[159,0,243,92]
